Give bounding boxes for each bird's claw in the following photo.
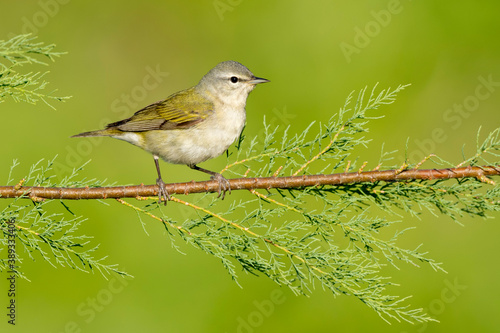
[156,178,171,205]
[211,173,231,199]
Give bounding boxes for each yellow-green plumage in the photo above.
[73,87,214,137]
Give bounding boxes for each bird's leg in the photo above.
[154,155,170,205]
[189,164,231,199]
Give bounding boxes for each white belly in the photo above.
[142,107,246,165]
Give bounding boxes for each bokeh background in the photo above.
[1,1,500,332]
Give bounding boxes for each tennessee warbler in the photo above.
[72,60,269,203]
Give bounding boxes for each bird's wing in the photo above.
[106,87,214,132]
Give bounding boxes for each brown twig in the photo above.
[0,166,498,200]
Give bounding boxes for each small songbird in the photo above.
[72,61,269,203]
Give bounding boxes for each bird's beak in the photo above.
[248,77,270,85]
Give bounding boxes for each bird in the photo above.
[72,60,269,204]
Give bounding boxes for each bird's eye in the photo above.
[230,76,239,83]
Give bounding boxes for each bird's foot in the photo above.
[211,173,231,199]
[156,178,171,205]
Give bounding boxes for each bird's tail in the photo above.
[71,129,115,138]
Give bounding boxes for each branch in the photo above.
[1,165,498,201]
[2,79,497,324]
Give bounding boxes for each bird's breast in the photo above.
[142,105,246,165]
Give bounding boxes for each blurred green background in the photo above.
[1,0,500,332]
